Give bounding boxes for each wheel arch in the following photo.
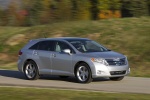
[23,59,39,72]
[23,59,40,80]
[74,61,92,75]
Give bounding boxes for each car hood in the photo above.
[80,51,125,59]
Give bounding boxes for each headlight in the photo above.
[124,55,128,64]
[91,58,109,66]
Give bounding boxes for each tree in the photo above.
[98,0,121,19]
[121,0,132,17]
[74,0,91,20]
[121,0,149,17]
[109,0,121,11]
[98,0,110,10]
[40,0,51,24]
[55,0,73,21]
[0,7,3,25]
[147,0,150,15]
[109,0,122,18]
[89,0,99,20]
[7,0,19,26]
[22,0,43,25]
[131,0,149,17]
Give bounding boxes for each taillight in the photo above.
[18,50,22,56]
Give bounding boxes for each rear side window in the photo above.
[29,42,40,50]
[29,40,55,51]
[39,41,55,51]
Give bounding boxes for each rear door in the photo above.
[32,40,55,74]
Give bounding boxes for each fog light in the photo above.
[97,70,104,75]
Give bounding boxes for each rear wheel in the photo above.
[24,60,40,80]
[109,76,124,81]
[75,63,93,83]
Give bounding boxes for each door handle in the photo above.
[33,51,38,55]
[52,54,56,57]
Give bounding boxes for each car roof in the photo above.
[31,37,90,41]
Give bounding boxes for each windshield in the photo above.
[67,40,109,53]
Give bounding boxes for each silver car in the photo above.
[18,37,130,83]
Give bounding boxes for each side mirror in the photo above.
[63,49,71,55]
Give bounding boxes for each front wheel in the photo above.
[109,76,124,81]
[75,63,93,83]
[24,60,40,80]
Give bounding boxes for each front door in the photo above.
[51,41,74,76]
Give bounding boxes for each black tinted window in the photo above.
[39,41,55,51]
[29,42,40,50]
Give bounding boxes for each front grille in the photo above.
[110,71,126,75]
[105,58,126,66]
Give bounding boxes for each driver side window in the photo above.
[54,41,75,54]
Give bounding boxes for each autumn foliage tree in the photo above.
[0,0,149,26]
[22,0,43,25]
[73,0,91,20]
[98,0,121,19]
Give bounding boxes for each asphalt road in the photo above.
[0,69,150,94]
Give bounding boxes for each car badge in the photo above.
[113,58,120,61]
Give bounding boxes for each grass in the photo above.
[0,17,150,77]
[0,87,150,100]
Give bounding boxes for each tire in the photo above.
[59,76,69,78]
[109,76,124,81]
[24,60,40,80]
[75,63,93,83]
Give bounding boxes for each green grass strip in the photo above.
[0,87,149,100]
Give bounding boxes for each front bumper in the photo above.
[91,62,130,78]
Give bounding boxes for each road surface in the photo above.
[0,69,150,94]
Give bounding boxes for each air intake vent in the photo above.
[110,71,126,75]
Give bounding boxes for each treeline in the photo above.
[0,0,150,26]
